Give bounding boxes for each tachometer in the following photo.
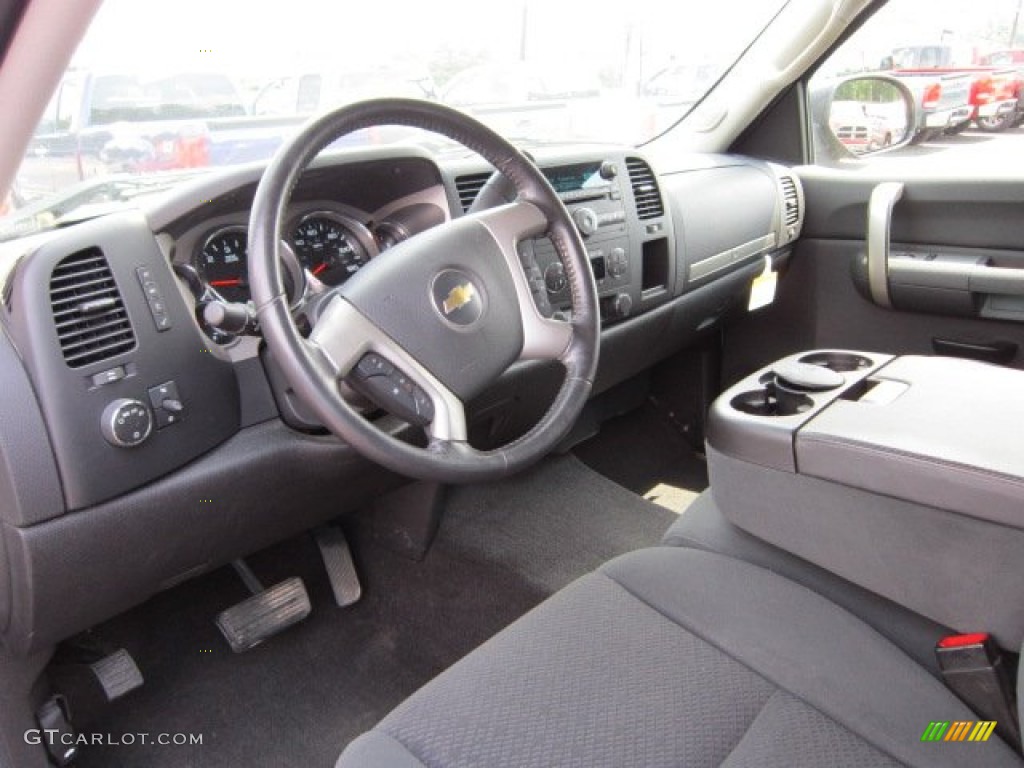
[196,226,249,303]
[290,212,377,286]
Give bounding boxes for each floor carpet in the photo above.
[73,453,676,767]
[573,402,709,512]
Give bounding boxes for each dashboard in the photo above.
[0,142,804,654]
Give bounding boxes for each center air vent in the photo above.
[454,172,492,213]
[625,157,664,220]
[50,247,136,368]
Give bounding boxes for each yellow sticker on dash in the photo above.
[748,255,777,311]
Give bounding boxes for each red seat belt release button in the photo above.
[935,633,1020,751]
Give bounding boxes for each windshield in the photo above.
[2,0,786,238]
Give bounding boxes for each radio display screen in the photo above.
[544,162,604,193]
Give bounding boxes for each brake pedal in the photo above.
[315,525,362,607]
[216,560,311,653]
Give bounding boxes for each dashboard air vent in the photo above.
[625,157,664,219]
[454,172,492,213]
[49,247,136,368]
[780,174,800,227]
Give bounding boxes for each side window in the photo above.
[35,89,62,135]
[56,79,81,131]
[55,80,82,131]
[296,75,322,113]
[810,0,1024,170]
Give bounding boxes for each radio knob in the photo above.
[599,160,619,180]
[572,207,599,237]
[101,398,153,448]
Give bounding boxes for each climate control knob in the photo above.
[544,262,567,294]
[612,293,633,319]
[101,399,153,448]
[572,207,599,236]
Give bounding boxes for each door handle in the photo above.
[866,182,904,309]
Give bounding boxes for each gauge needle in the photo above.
[312,263,328,276]
[209,279,242,287]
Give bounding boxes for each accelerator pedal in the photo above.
[216,560,311,653]
[315,525,362,607]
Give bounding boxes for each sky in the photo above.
[71,0,788,80]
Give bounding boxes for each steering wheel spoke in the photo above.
[470,201,573,361]
[309,296,467,441]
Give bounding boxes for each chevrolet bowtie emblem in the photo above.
[442,282,476,315]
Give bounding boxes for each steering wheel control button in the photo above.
[431,270,484,328]
[351,355,434,426]
[147,381,185,429]
[355,353,394,378]
[101,398,153,447]
[136,265,173,332]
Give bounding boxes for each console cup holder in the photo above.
[798,352,873,373]
[731,388,813,417]
[731,359,847,417]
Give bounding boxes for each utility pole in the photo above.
[1011,0,1023,47]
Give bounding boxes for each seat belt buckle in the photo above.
[935,632,1021,751]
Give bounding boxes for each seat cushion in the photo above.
[662,489,954,673]
[338,548,1022,768]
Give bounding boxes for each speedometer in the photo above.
[290,212,377,286]
[196,226,249,303]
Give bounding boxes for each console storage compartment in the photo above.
[707,350,1024,649]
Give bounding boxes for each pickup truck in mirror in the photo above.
[812,75,917,162]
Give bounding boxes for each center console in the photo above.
[707,350,1024,649]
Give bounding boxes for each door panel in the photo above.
[721,168,1024,384]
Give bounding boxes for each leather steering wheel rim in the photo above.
[249,98,599,483]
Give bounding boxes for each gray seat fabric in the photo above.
[338,548,1023,768]
[662,489,955,674]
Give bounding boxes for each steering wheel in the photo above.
[248,99,599,483]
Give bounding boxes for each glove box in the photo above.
[707,350,1024,648]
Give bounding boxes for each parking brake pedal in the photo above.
[90,649,144,701]
[315,525,362,607]
[216,560,311,653]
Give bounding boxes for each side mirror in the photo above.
[809,75,917,163]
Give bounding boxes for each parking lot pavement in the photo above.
[869,126,1024,173]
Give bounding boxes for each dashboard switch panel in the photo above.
[148,380,185,429]
[136,266,173,332]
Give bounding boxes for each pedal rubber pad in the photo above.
[216,577,311,653]
[315,526,362,607]
[89,649,144,701]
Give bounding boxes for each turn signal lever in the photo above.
[173,263,257,343]
[203,300,259,336]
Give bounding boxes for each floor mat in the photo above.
[573,403,709,513]
[440,453,677,594]
[73,453,674,768]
